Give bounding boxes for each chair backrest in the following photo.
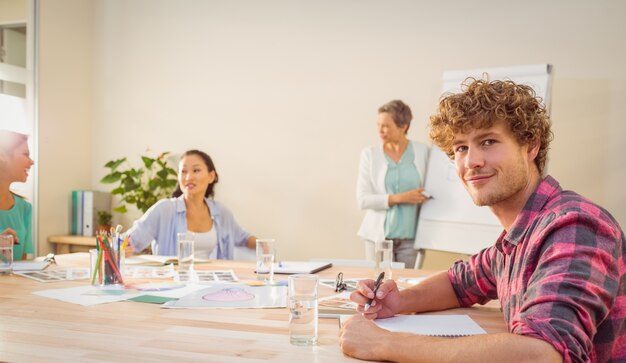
[233,245,256,261]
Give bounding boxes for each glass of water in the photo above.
[255,239,275,282]
[375,239,393,279]
[288,274,319,345]
[177,232,195,281]
[0,234,13,274]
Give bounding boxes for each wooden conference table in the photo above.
[0,254,506,362]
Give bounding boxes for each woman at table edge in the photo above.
[0,130,34,261]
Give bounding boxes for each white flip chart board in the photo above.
[415,64,553,255]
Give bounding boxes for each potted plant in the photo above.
[96,210,113,233]
[100,152,178,214]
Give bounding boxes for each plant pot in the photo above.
[97,224,112,235]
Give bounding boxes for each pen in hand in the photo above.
[364,272,385,312]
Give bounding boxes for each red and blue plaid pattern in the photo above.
[448,175,625,363]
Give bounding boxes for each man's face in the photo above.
[452,120,536,207]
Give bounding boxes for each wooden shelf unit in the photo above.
[47,235,97,254]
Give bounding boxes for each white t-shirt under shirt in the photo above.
[192,228,218,259]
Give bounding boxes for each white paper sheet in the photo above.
[340,314,486,336]
[32,283,208,306]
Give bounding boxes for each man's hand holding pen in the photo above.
[340,274,404,361]
[349,274,403,320]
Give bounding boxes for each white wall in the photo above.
[37,0,94,254]
[38,0,626,262]
[0,0,26,22]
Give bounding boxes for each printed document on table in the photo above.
[163,283,287,309]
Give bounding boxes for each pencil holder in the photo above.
[90,248,124,286]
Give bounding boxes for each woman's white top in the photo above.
[191,228,218,259]
[356,140,429,242]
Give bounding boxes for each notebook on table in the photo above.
[273,261,332,274]
[340,314,486,337]
[125,255,211,266]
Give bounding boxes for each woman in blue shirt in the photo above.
[356,100,430,268]
[125,150,257,259]
[0,130,34,261]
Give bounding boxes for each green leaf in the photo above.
[100,172,122,184]
[128,168,142,178]
[156,169,169,179]
[104,158,126,170]
[148,178,159,191]
[142,156,155,169]
[113,205,127,214]
[123,178,140,191]
[145,195,157,207]
[137,199,151,213]
[111,187,125,195]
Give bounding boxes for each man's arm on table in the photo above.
[341,272,562,363]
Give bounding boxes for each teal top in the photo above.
[0,194,33,260]
[384,142,421,239]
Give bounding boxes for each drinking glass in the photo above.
[375,240,393,279]
[288,274,319,345]
[255,239,275,282]
[177,232,195,281]
[0,234,13,274]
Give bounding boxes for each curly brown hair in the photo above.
[429,78,553,173]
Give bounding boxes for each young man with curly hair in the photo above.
[340,79,625,363]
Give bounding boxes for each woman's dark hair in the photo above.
[171,149,219,198]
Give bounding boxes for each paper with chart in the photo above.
[33,285,206,306]
[176,269,239,283]
[32,284,207,306]
[124,264,177,279]
[15,268,90,282]
[162,283,287,309]
[319,291,357,310]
